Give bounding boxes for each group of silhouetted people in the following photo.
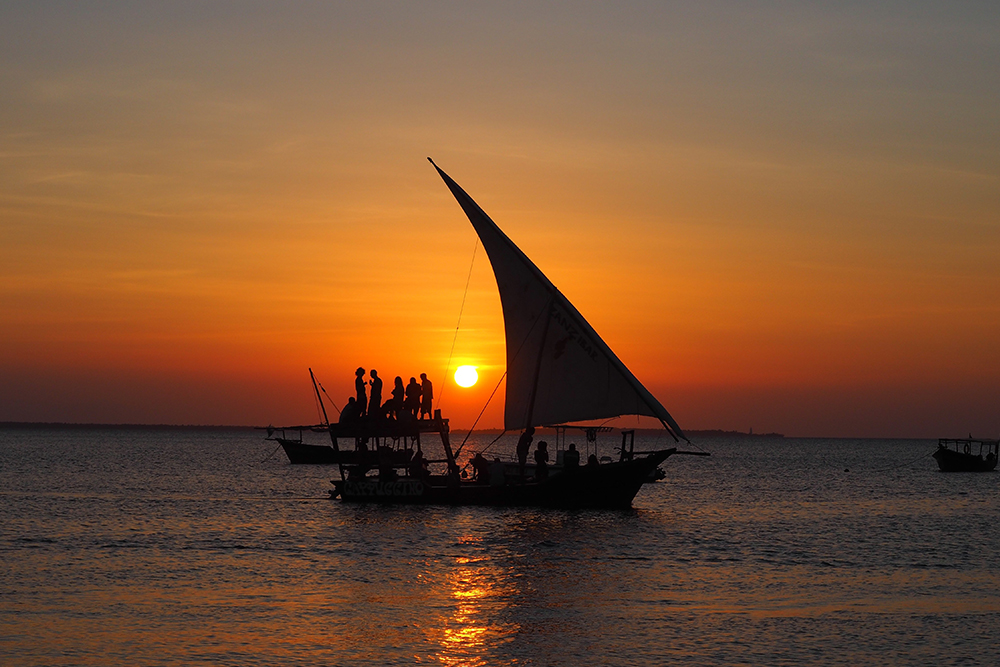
[530,439,593,480]
[340,368,434,424]
[465,430,603,485]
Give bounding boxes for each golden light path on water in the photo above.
[433,532,520,666]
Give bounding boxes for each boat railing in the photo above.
[259,424,327,441]
[938,438,1000,458]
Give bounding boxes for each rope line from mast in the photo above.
[480,429,509,456]
[460,428,509,473]
[437,237,478,412]
[848,449,933,474]
[312,387,324,424]
[261,441,283,463]
[317,380,341,416]
[452,370,507,461]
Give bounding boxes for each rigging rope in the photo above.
[480,429,509,455]
[317,381,341,416]
[437,238,478,412]
[261,441,283,464]
[848,449,934,474]
[453,370,507,461]
[311,387,324,425]
[460,428,509,473]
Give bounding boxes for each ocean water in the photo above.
[1,426,997,666]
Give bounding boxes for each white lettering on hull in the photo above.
[343,479,426,498]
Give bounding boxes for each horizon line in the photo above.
[0,421,950,440]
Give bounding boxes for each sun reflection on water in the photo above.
[433,549,519,666]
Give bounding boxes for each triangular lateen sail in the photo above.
[430,159,687,442]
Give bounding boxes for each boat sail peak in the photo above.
[430,160,687,442]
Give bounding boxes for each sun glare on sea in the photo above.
[454,366,478,388]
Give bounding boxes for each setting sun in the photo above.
[454,366,479,388]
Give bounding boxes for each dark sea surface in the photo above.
[1,426,997,666]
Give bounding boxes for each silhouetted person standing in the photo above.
[405,377,421,419]
[471,452,490,484]
[419,373,433,420]
[516,426,534,480]
[390,376,405,419]
[368,369,382,419]
[564,442,580,469]
[355,367,367,418]
[534,441,549,481]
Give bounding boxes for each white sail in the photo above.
[431,160,686,441]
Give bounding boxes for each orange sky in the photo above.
[2,3,998,436]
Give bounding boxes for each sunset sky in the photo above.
[2,2,998,437]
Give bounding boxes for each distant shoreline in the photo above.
[0,422,257,431]
[685,429,784,438]
[463,427,784,438]
[0,422,781,437]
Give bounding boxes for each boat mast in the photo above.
[309,368,339,453]
[309,368,329,425]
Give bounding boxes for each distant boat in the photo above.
[263,369,441,466]
[266,424,422,466]
[269,427,338,464]
[933,438,998,472]
[271,161,706,508]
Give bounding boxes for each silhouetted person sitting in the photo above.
[471,452,490,484]
[409,450,430,479]
[564,442,580,469]
[355,367,367,418]
[405,377,421,418]
[348,463,370,480]
[587,453,599,467]
[339,397,360,424]
[368,369,382,419]
[419,373,433,420]
[390,376,405,419]
[489,458,506,486]
[534,441,549,481]
[517,427,534,480]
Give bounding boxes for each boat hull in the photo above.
[932,446,998,472]
[277,438,414,466]
[278,439,340,464]
[333,449,675,509]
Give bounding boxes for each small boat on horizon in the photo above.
[933,438,998,472]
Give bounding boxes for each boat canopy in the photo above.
[431,160,687,442]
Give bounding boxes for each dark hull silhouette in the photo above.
[933,442,998,472]
[276,438,414,466]
[332,449,674,509]
[277,439,339,464]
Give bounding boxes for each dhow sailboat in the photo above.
[323,160,704,508]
